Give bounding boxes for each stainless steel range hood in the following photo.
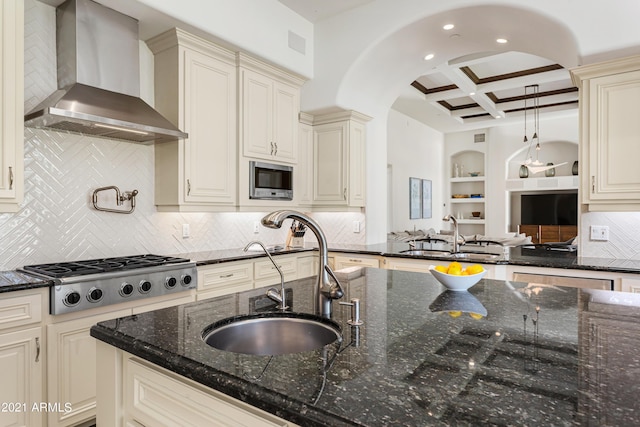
[24,0,187,144]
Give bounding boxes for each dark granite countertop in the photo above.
[90,268,640,426]
[3,241,640,295]
[184,241,640,275]
[0,270,52,294]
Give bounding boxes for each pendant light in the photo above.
[521,84,566,175]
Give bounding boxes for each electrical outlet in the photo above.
[253,221,260,234]
[590,225,609,241]
[182,224,190,238]
[353,221,360,233]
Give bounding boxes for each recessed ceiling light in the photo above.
[495,115,502,119]
[496,38,508,44]
[443,24,454,30]
[424,53,435,61]
[469,92,476,96]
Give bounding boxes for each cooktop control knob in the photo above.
[181,274,193,286]
[87,287,103,303]
[119,282,134,297]
[139,280,152,294]
[64,291,81,306]
[165,277,177,289]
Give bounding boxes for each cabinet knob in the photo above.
[8,166,13,190]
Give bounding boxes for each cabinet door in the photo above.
[47,309,130,427]
[272,82,299,162]
[580,314,640,425]
[587,69,640,204]
[0,0,24,212]
[539,225,560,243]
[348,120,366,207]
[296,119,314,205]
[518,225,540,244]
[241,70,299,163]
[559,225,578,242]
[183,48,237,204]
[313,122,348,204]
[0,327,43,427]
[242,69,274,160]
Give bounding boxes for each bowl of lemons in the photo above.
[429,261,486,291]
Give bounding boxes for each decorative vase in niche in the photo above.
[545,163,555,177]
[572,161,578,175]
[519,165,529,178]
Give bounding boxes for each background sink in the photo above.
[401,249,452,257]
[202,312,342,356]
[400,249,501,261]
[452,252,501,261]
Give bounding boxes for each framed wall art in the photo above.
[422,179,432,218]
[409,177,421,219]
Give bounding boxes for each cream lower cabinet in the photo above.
[333,254,380,270]
[571,55,640,211]
[0,0,24,212]
[46,309,131,427]
[46,294,194,427]
[97,345,298,426]
[254,254,298,287]
[197,260,254,300]
[197,253,314,301]
[0,289,45,427]
[311,111,370,208]
[148,28,237,212]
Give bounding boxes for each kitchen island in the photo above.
[91,268,640,426]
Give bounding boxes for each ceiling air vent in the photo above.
[474,133,486,143]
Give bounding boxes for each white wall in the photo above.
[387,110,444,232]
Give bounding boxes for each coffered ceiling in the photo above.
[398,50,579,132]
[278,0,579,133]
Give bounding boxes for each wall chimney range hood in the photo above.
[24,0,187,144]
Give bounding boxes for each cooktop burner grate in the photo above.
[23,254,190,278]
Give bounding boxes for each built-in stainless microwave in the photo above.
[249,161,293,200]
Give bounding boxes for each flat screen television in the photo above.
[521,193,578,225]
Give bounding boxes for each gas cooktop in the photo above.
[23,254,190,278]
[22,254,197,315]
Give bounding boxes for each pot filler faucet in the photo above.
[261,210,344,318]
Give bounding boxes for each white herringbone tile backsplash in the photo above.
[0,1,365,270]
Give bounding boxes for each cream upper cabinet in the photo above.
[0,0,24,213]
[571,55,640,210]
[311,111,370,208]
[238,53,305,164]
[296,113,314,206]
[147,29,237,212]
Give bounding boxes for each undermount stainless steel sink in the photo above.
[202,312,342,356]
[400,249,501,261]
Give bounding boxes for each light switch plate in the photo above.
[590,225,609,241]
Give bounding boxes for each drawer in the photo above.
[198,262,253,296]
[0,290,43,330]
[254,256,297,285]
[124,357,292,426]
